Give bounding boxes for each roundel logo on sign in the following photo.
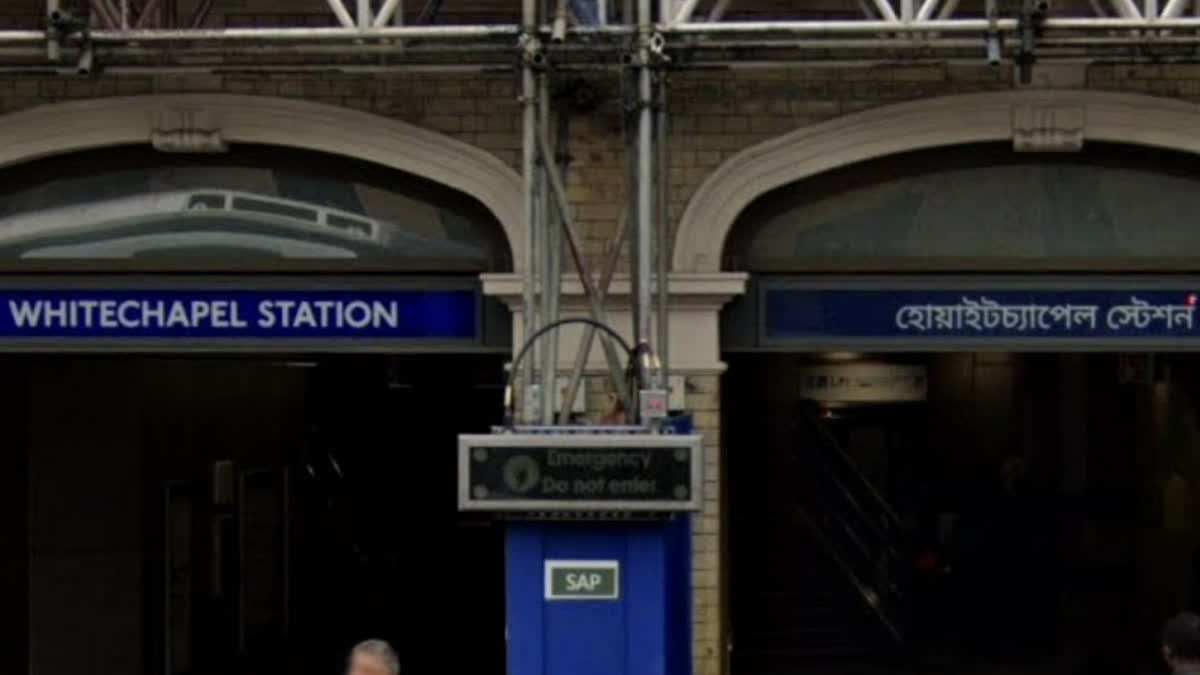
[502,454,540,494]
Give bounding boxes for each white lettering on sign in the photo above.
[895,295,1197,334]
[544,560,620,601]
[6,298,405,331]
[565,572,604,592]
[799,363,927,403]
[256,299,399,329]
[895,296,1101,333]
[546,450,652,471]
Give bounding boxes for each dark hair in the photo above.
[1164,612,1200,660]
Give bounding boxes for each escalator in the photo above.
[731,400,910,674]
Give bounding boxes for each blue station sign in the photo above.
[0,285,478,342]
[759,279,1200,348]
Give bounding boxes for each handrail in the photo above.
[803,468,904,602]
[788,401,909,623]
[774,398,913,645]
[797,402,903,529]
[784,417,905,600]
[799,439,901,554]
[826,507,877,566]
[792,503,904,642]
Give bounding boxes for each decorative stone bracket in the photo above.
[1011,103,1085,152]
[149,107,228,153]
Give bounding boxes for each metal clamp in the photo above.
[518,32,547,69]
[647,31,670,62]
[623,31,670,68]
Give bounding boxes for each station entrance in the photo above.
[0,143,515,675]
[716,143,1200,675]
[726,350,1197,675]
[4,354,507,675]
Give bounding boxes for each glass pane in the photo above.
[0,151,502,269]
[736,150,1200,268]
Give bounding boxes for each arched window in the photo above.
[725,143,1200,272]
[0,145,511,272]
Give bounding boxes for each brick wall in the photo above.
[687,374,722,675]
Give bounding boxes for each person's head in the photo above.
[347,639,399,675]
[1163,612,1200,670]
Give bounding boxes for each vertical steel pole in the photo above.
[46,0,60,61]
[545,97,568,423]
[519,0,539,423]
[532,124,546,422]
[538,74,556,425]
[655,72,670,389]
[625,77,642,366]
[635,0,654,352]
[538,126,634,414]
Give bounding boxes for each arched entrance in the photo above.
[673,89,1200,274]
[0,94,524,270]
[713,129,1200,674]
[0,97,520,675]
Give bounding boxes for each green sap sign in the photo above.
[544,560,620,600]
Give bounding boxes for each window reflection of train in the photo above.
[183,190,381,240]
[0,188,494,260]
[0,189,384,244]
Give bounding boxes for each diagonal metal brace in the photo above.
[536,121,633,415]
[558,208,629,423]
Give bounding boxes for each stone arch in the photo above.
[0,94,525,270]
[673,89,1200,273]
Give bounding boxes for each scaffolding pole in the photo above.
[634,0,654,359]
[519,0,538,423]
[17,15,1200,43]
[558,208,630,425]
[545,97,569,423]
[45,0,60,61]
[537,72,557,425]
[655,71,670,391]
[15,15,1200,55]
[14,19,1200,72]
[537,119,634,416]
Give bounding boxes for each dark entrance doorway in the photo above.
[726,351,1198,675]
[7,353,506,675]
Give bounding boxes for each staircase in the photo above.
[731,401,909,674]
[734,543,878,673]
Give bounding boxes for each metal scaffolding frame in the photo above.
[12,0,1200,64]
[8,0,1200,422]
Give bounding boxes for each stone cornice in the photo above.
[480,272,748,311]
[481,272,744,376]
